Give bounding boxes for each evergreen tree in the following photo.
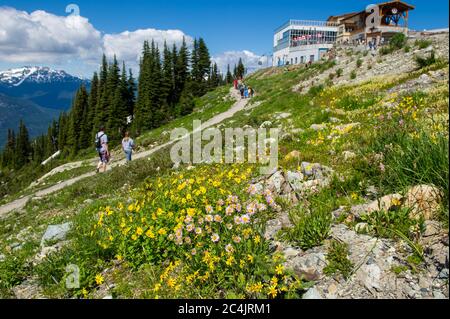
[226,64,233,84]
[134,41,153,134]
[94,54,109,131]
[1,129,16,167]
[161,41,174,117]
[58,112,69,154]
[108,62,130,142]
[127,69,136,116]
[68,85,88,155]
[236,58,245,79]
[15,120,31,168]
[175,37,189,101]
[87,72,99,140]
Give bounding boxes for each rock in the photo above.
[357,263,382,292]
[438,268,448,279]
[423,220,441,237]
[291,128,305,135]
[404,185,443,220]
[310,123,327,131]
[286,171,304,191]
[264,219,282,240]
[12,278,45,299]
[327,283,338,296]
[300,162,321,179]
[103,295,113,299]
[329,117,341,123]
[84,199,94,205]
[353,193,403,217]
[283,247,300,259]
[40,222,72,247]
[302,287,323,299]
[342,151,356,161]
[276,112,291,119]
[266,171,285,194]
[286,251,327,281]
[284,150,301,161]
[433,291,446,299]
[0,254,5,262]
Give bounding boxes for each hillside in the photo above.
[0,33,448,299]
[0,94,60,147]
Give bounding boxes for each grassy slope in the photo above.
[0,41,448,298]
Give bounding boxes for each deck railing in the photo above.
[275,19,340,33]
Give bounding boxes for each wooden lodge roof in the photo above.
[327,1,415,22]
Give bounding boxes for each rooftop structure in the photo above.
[273,1,415,67]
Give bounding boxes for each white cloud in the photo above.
[212,50,272,75]
[0,7,102,63]
[0,7,193,74]
[103,29,193,68]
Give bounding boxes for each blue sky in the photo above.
[1,0,448,76]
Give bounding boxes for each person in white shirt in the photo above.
[95,126,109,173]
[121,131,135,162]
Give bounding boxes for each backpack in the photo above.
[95,133,105,149]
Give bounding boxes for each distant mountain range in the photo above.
[0,66,89,149]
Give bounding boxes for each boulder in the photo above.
[403,185,443,220]
[302,287,323,299]
[286,171,304,191]
[285,251,327,281]
[284,150,301,161]
[266,171,285,194]
[40,222,72,247]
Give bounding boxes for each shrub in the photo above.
[336,68,343,77]
[350,70,357,80]
[415,51,437,68]
[404,45,411,53]
[415,39,432,49]
[356,58,363,68]
[323,240,354,279]
[389,33,407,50]
[380,46,394,55]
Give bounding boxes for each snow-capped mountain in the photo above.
[0,66,89,110]
[0,66,84,87]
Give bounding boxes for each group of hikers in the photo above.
[95,126,135,173]
[94,78,255,173]
[233,77,254,99]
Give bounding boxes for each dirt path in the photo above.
[0,87,249,218]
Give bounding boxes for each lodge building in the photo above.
[273,1,415,67]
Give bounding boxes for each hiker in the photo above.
[248,86,254,98]
[122,131,135,162]
[244,85,249,99]
[239,83,245,99]
[95,125,109,173]
[233,78,238,90]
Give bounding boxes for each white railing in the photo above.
[275,19,340,33]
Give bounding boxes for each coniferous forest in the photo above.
[0,37,227,170]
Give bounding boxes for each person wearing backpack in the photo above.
[95,126,109,173]
[122,131,135,162]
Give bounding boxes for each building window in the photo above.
[310,55,315,62]
[300,56,304,63]
[295,57,298,64]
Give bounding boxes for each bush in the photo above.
[336,68,343,77]
[380,46,394,55]
[415,39,432,49]
[356,58,363,68]
[308,84,324,96]
[415,51,437,68]
[350,70,357,80]
[389,33,407,50]
[323,241,354,279]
